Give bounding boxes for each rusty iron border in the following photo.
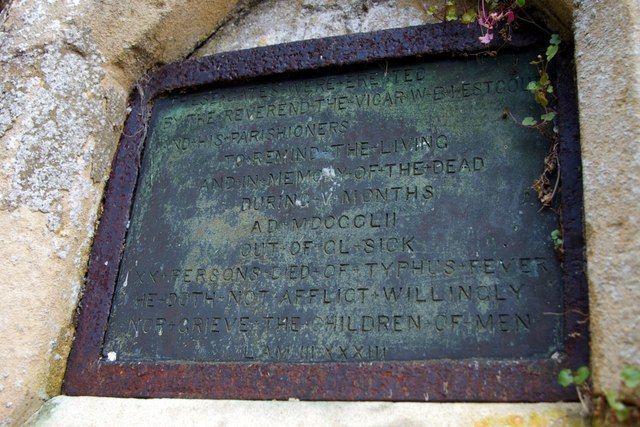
[64,22,588,401]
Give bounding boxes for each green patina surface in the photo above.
[104,51,563,362]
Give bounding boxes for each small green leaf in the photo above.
[606,391,625,411]
[606,390,621,408]
[621,366,640,388]
[461,8,477,24]
[546,84,555,94]
[550,33,561,46]
[535,90,549,107]
[606,391,630,421]
[515,0,525,7]
[540,72,549,86]
[616,407,631,422]
[551,229,563,249]
[426,5,438,16]
[574,366,590,385]
[526,81,539,92]
[546,44,559,62]
[541,112,556,122]
[558,369,574,387]
[445,5,458,21]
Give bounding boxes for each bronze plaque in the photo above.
[103,51,564,363]
[66,24,587,400]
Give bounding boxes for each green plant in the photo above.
[512,34,563,211]
[599,366,640,424]
[622,366,640,389]
[423,2,564,213]
[605,390,631,422]
[522,33,561,127]
[424,1,525,43]
[558,366,593,418]
[559,366,640,425]
[558,366,590,387]
[551,228,564,257]
[426,2,563,209]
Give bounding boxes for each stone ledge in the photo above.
[26,397,584,427]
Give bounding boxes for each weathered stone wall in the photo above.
[26,399,584,427]
[0,1,246,423]
[573,0,640,391]
[0,0,638,425]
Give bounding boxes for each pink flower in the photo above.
[505,10,515,23]
[479,32,494,44]
[476,1,516,44]
[479,12,503,29]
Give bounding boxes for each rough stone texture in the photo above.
[75,0,256,86]
[0,0,638,424]
[0,0,242,425]
[529,0,573,41]
[195,0,573,57]
[196,0,435,56]
[573,0,640,392]
[0,4,120,425]
[25,397,586,427]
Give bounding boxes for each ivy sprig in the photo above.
[558,366,590,387]
[522,34,561,126]
[559,366,640,423]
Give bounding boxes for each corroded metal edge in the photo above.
[63,22,588,401]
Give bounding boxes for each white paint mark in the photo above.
[122,271,129,288]
[321,167,335,180]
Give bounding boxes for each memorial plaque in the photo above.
[105,53,562,363]
[65,24,588,401]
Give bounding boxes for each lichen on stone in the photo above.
[0,23,111,232]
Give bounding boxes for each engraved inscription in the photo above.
[104,52,564,362]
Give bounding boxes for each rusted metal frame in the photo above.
[68,360,573,401]
[144,23,545,101]
[64,22,587,401]
[555,47,589,362]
